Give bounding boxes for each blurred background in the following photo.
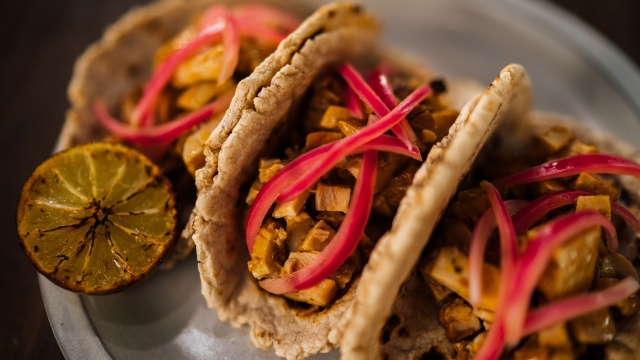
[1,0,639,358]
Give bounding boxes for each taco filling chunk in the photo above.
[420,119,640,359]
[244,62,458,306]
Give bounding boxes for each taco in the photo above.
[346,102,640,356]
[191,1,530,358]
[57,0,305,268]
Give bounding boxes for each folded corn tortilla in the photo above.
[192,2,529,359]
[59,0,307,267]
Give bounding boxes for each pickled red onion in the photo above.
[503,210,618,345]
[495,153,640,187]
[339,63,422,149]
[197,5,228,30]
[468,199,527,307]
[512,189,640,234]
[470,188,640,308]
[232,3,302,33]
[259,150,378,293]
[276,85,429,203]
[344,86,364,119]
[367,66,420,147]
[131,20,226,127]
[522,276,639,337]
[473,322,506,360]
[94,91,233,146]
[237,20,288,46]
[482,182,518,286]
[217,8,240,84]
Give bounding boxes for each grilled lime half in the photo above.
[17,142,178,294]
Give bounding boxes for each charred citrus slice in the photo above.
[17,142,178,294]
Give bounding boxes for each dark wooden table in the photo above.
[1,1,639,359]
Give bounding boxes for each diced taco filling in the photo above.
[420,123,640,359]
[245,63,461,307]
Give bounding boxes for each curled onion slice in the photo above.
[276,85,429,203]
[237,20,288,46]
[503,210,618,345]
[94,91,233,146]
[472,183,521,360]
[340,63,422,148]
[259,150,378,293]
[495,153,640,187]
[522,276,639,336]
[468,199,527,307]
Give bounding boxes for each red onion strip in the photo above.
[276,86,428,203]
[495,153,640,187]
[94,91,233,145]
[367,67,420,146]
[232,3,302,33]
[472,183,521,359]
[217,8,240,84]
[198,5,229,30]
[259,150,378,294]
[339,63,423,149]
[522,276,639,336]
[468,199,527,306]
[512,190,591,232]
[473,321,506,360]
[512,189,640,234]
[237,21,287,45]
[482,182,519,283]
[131,21,226,127]
[503,211,618,345]
[344,86,364,119]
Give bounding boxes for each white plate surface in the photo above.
[40,0,640,359]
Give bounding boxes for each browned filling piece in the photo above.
[247,69,459,307]
[420,124,640,359]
